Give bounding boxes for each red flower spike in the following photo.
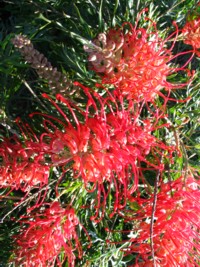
[0,136,50,191]
[182,8,200,57]
[13,202,83,267]
[125,176,200,267]
[34,87,177,221]
[84,14,194,102]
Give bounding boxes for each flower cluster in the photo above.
[0,136,49,191]
[36,88,176,220]
[182,3,200,56]
[45,104,162,185]
[7,5,199,267]
[13,202,81,267]
[84,19,190,102]
[126,176,200,266]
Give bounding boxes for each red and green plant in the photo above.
[0,1,199,267]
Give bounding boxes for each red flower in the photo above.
[0,137,49,191]
[182,7,200,57]
[126,176,200,266]
[84,28,124,76]
[49,113,156,185]
[84,13,193,102]
[13,202,82,267]
[36,88,175,220]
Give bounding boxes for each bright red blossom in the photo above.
[103,24,171,102]
[49,114,158,185]
[0,137,49,191]
[182,16,200,57]
[35,87,176,220]
[126,176,200,266]
[13,202,82,267]
[41,89,175,185]
[84,15,192,102]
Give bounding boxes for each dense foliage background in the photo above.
[0,0,199,266]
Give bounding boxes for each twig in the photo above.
[0,195,22,200]
[0,109,20,137]
[0,179,57,223]
[150,170,160,267]
[22,79,49,111]
[180,140,189,185]
[0,122,20,137]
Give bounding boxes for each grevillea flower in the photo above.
[182,4,200,57]
[125,176,200,266]
[84,11,193,102]
[0,136,49,191]
[33,84,176,220]
[13,202,82,267]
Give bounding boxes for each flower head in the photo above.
[84,14,193,102]
[13,202,81,267]
[48,111,156,185]
[126,176,200,266]
[36,87,176,220]
[41,88,173,185]
[182,4,200,56]
[0,136,49,191]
